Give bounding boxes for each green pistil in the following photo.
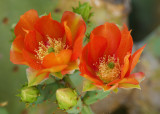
[108,62,115,69]
[48,47,55,53]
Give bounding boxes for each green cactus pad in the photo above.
[81,105,94,114]
[83,90,110,105]
[66,98,82,114]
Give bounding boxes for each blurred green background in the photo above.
[0,0,160,114]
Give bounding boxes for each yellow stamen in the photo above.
[48,37,66,54]
[96,55,121,83]
[35,37,67,63]
[35,41,48,62]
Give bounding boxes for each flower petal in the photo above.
[115,24,133,64]
[27,67,49,87]
[107,79,121,86]
[61,60,79,75]
[42,50,72,68]
[10,35,26,64]
[130,72,145,82]
[120,53,131,78]
[61,11,86,42]
[119,78,139,85]
[24,30,44,53]
[103,83,118,91]
[63,21,72,46]
[79,62,103,85]
[14,9,39,37]
[34,13,65,40]
[83,74,103,86]
[38,65,68,75]
[90,22,121,55]
[23,49,43,70]
[118,83,140,89]
[88,36,108,66]
[61,11,86,61]
[71,24,86,61]
[80,36,108,70]
[129,44,146,73]
[80,43,89,65]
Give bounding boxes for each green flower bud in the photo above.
[20,86,39,103]
[56,88,78,110]
[73,2,93,22]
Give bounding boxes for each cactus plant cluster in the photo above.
[9,1,145,114]
[18,71,110,113]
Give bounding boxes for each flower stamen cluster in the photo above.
[35,37,67,63]
[97,55,121,83]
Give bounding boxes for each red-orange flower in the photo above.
[79,22,145,91]
[10,9,86,86]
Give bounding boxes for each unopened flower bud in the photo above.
[56,88,78,110]
[20,86,39,103]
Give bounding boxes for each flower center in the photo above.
[96,55,121,83]
[35,37,67,63]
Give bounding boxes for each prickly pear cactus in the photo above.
[4,0,145,114]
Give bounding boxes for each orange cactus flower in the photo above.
[10,9,86,86]
[79,22,146,91]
